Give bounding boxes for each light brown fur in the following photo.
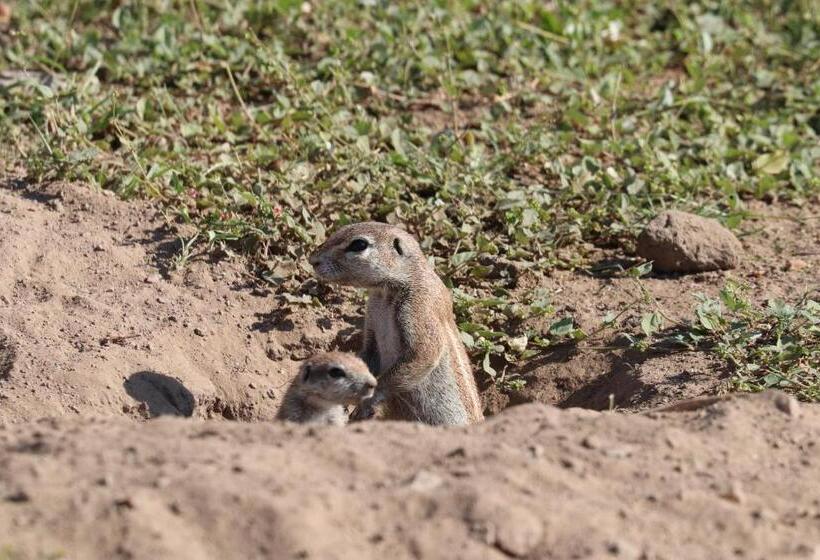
[308,222,484,425]
[276,352,377,426]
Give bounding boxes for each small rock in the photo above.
[469,495,543,557]
[773,392,800,417]
[289,349,311,361]
[5,489,29,503]
[636,211,742,273]
[606,539,641,558]
[751,508,776,522]
[265,343,285,361]
[559,457,577,470]
[786,258,809,272]
[603,446,634,459]
[581,435,602,450]
[447,447,467,458]
[144,273,162,284]
[46,199,64,212]
[193,328,205,337]
[719,481,746,504]
[114,497,134,510]
[406,469,443,493]
[450,465,476,478]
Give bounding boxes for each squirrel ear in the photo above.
[393,238,404,256]
[302,365,312,382]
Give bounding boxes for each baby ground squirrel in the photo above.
[276,352,377,425]
[309,222,484,425]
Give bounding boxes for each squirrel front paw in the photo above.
[350,395,382,422]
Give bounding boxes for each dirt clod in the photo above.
[772,392,800,417]
[637,211,742,272]
[5,489,29,503]
[469,494,544,557]
[0,333,15,379]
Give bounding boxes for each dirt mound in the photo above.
[0,177,343,423]
[0,392,817,560]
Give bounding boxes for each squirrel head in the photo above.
[308,222,426,289]
[297,352,377,406]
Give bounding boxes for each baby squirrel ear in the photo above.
[393,238,404,256]
[302,365,312,382]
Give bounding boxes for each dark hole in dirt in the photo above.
[0,334,16,380]
[124,371,195,418]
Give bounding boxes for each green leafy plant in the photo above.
[671,282,820,401]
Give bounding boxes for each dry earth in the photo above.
[0,178,819,559]
[1,394,819,560]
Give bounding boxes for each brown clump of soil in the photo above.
[637,210,742,272]
[0,392,818,559]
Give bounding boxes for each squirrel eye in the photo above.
[345,239,369,253]
[327,367,346,379]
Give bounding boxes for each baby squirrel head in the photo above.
[298,352,377,406]
[309,222,425,288]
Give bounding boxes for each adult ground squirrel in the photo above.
[308,222,484,425]
[276,352,377,425]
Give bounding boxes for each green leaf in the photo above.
[67,148,98,164]
[549,317,575,337]
[459,331,475,348]
[640,312,663,337]
[181,123,203,138]
[627,262,653,278]
[450,251,476,267]
[752,151,790,175]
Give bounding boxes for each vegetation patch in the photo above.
[674,282,819,402]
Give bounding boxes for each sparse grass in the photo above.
[673,282,820,401]
[1,1,818,388]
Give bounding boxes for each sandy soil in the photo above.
[1,393,818,560]
[0,177,818,559]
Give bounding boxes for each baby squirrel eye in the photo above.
[327,367,346,379]
[345,239,369,253]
